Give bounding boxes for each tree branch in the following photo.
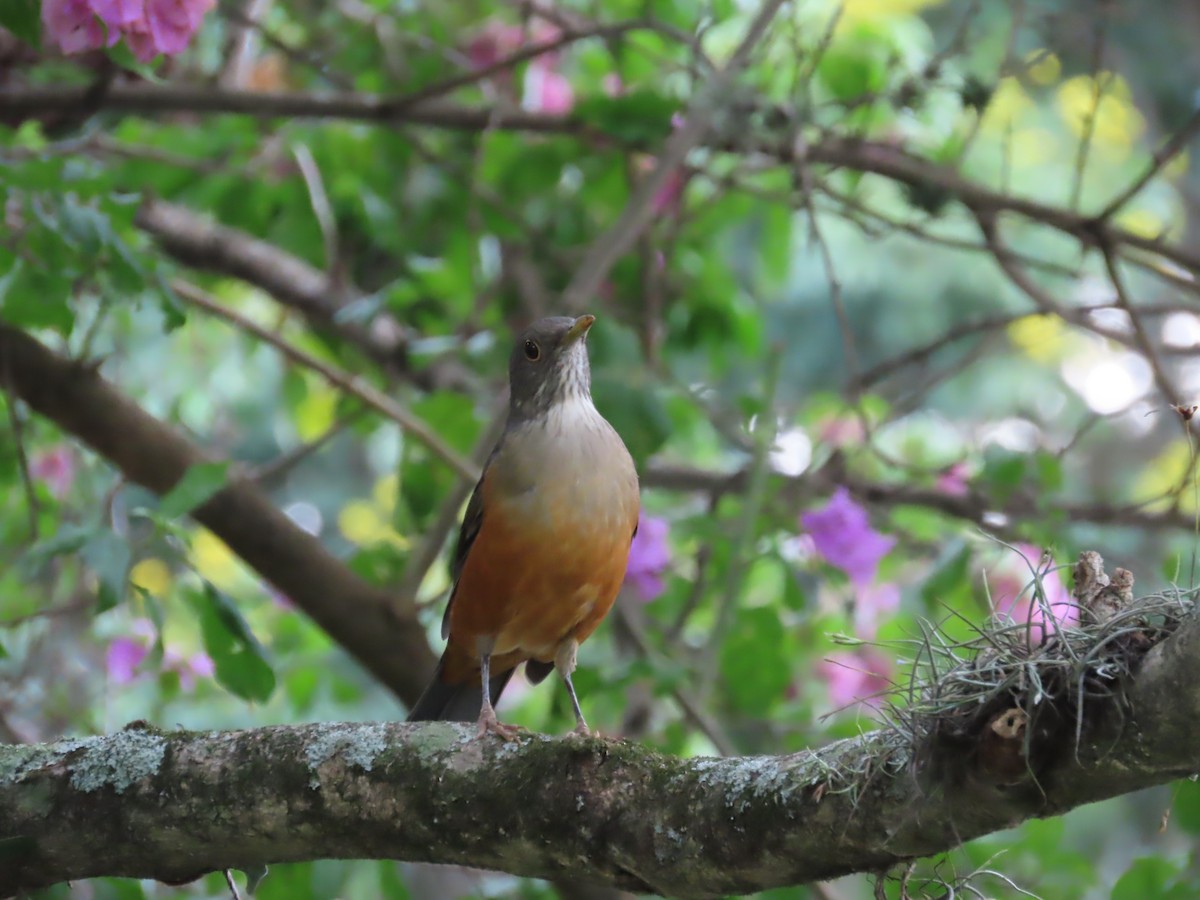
[3,587,1198,898]
[0,325,436,702]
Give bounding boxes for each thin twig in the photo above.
[171,280,479,482]
[291,142,340,280]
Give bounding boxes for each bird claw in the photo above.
[475,710,522,741]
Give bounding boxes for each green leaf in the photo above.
[1170,778,1200,834]
[0,0,40,47]
[573,91,679,144]
[191,583,275,703]
[159,462,230,518]
[79,530,133,612]
[719,606,792,715]
[1111,857,1187,900]
[213,650,276,704]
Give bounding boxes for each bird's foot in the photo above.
[475,709,522,741]
[568,719,594,738]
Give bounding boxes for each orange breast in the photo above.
[443,449,638,684]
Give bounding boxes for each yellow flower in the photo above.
[1024,49,1060,86]
[1132,440,1195,510]
[1056,73,1144,154]
[980,78,1032,133]
[1116,208,1166,241]
[839,0,946,24]
[192,529,243,590]
[130,558,173,596]
[372,473,399,515]
[338,500,408,549]
[295,385,338,441]
[1007,314,1067,363]
[1008,127,1059,167]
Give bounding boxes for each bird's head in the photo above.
[507,314,595,420]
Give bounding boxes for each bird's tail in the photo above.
[407,653,516,722]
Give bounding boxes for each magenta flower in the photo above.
[91,0,142,26]
[43,0,214,60]
[31,445,76,499]
[818,648,892,711]
[164,647,216,690]
[42,0,113,53]
[625,513,670,602]
[801,487,895,586]
[106,637,148,685]
[988,543,1078,643]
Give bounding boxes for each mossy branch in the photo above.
[4,572,1200,899]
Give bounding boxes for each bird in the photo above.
[407,314,640,738]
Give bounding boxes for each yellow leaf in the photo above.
[295,386,338,441]
[1007,314,1066,363]
[192,529,243,590]
[130,558,173,596]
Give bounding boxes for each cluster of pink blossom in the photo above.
[42,0,214,62]
[30,445,75,499]
[107,619,214,691]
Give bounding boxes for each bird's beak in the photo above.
[564,314,596,344]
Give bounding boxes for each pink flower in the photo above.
[123,0,214,61]
[106,637,148,685]
[42,0,112,55]
[987,543,1078,642]
[91,0,142,26]
[802,487,895,587]
[31,446,76,499]
[818,649,892,710]
[43,0,213,60]
[625,514,670,602]
[936,462,971,497]
[854,581,901,640]
[524,60,573,113]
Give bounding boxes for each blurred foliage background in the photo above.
[5,0,1200,897]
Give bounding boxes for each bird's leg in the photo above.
[555,639,590,736]
[476,646,520,741]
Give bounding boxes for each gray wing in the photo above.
[440,454,493,640]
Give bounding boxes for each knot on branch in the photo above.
[895,552,1190,798]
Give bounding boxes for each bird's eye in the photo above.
[523,340,541,361]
